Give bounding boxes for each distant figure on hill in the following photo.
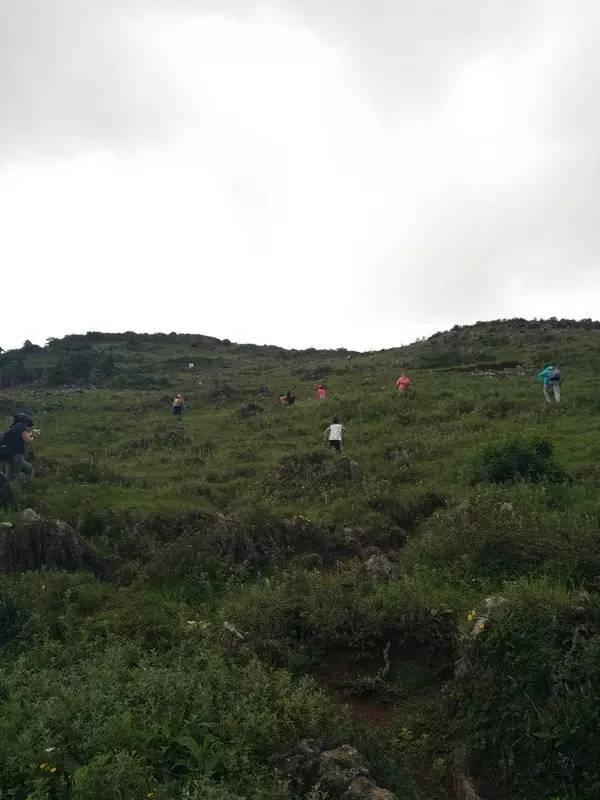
[537,365,561,404]
[316,384,327,400]
[395,373,411,394]
[280,388,296,406]
[172,393,186,416]
[324,416,344,451]
[0,411,39,481]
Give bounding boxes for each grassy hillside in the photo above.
[1,319,600,800]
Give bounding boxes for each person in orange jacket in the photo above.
[395,373,411,393]
[316,384,327,400]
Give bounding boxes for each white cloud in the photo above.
[1,1,599,351]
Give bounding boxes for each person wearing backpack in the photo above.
[0,412,39,481]
[537,365,561,403]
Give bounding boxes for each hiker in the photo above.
[324,416,344,451]
[537,365,561,403]
[316,384,327,400]
[280,388,296,406]
[395,373,411,393]
[0,412,39,482]
[172,393,186,416]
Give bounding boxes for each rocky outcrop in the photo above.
[279,739,397,799]
[0,511,105,576]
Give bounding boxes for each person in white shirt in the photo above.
[324,416,344,451]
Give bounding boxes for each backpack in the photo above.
[548,368,561,383]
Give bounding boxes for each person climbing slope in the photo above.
[316,384,327,400]
[0,411,39,481]
[537,365,561,403]
[172,393,186,416]
[395,373,411,394]
[324,416,344,451]
[280,388,296,406]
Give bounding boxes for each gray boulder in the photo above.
[22,508,42,525]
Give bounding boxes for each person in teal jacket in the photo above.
[537,365,561,403]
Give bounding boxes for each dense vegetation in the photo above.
[1,318,600,799]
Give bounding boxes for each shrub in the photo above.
[450,579,600,798]
[404,492,600,584]
[471,437,567,483]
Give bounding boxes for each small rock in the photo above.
[320,745,366,771]
[223,621,245,640]
[318,746,370,795]
[279,740,396,799]
[21,508,42,524]
[364,554,393,579]
[484,595,507,614]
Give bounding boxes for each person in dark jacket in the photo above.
[0,412,39,481]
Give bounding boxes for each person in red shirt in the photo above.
[395,374,411,394]
[316,384,327,400]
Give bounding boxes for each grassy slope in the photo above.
[1,319,600,800]
[8,326,600,524]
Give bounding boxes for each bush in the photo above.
[450,579,600,798]
[404,492,600,584]
[471,437,567,483]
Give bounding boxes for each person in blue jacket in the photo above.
[537,365,561,404]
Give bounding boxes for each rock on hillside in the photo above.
[279,739,397,799]
[0,510,105,575]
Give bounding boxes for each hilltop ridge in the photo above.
[1,317,599,389]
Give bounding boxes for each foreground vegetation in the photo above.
[2,318,600,799]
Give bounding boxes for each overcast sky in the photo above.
[1,0,599,352]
